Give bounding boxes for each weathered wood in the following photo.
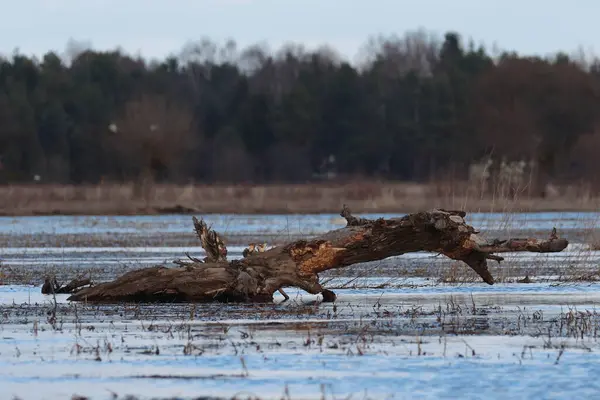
[193,216,227,262]
[67,206,568,303]
[42,276,92,295]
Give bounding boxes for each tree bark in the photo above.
[42,276,92,295]
[66,206,568,304]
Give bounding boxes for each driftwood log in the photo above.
[67,206,568,304]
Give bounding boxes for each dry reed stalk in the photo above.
[0,181,598,215]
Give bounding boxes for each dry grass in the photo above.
[588,237,600,251]
[0,181,599,216]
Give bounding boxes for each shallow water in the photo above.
[1,212,600,399]
[2,284,600,399]
[2,241,598,287]
[1,211,599,248]
[0,211,598,235]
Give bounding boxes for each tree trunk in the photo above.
[66,206,568,304]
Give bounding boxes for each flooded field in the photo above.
[1,212,600,399]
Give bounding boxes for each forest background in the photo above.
[2,31,600,213]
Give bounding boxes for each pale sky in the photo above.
[1,0,598,63]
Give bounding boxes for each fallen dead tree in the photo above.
[66,206,568,304]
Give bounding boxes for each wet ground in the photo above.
[1,211,599,248]
[1,212,600,399]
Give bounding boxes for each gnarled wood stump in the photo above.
[67,206,568,303]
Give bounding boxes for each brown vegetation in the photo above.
[1,181,599,216]
[107,94,196,199]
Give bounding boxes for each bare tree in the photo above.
[570,128,600,193]
[108,94,196,199]
[211,126,254,183]
[238,42,271,76]
[356,29,440,77]
[472,56,600,195]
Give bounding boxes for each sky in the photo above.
[1,0,598,64]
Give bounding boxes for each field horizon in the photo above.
[1,181,599,217]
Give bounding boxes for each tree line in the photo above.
[1,31,599,193]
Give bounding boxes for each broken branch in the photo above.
[42,276,92,295]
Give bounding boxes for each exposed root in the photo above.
[42,275,92,295]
